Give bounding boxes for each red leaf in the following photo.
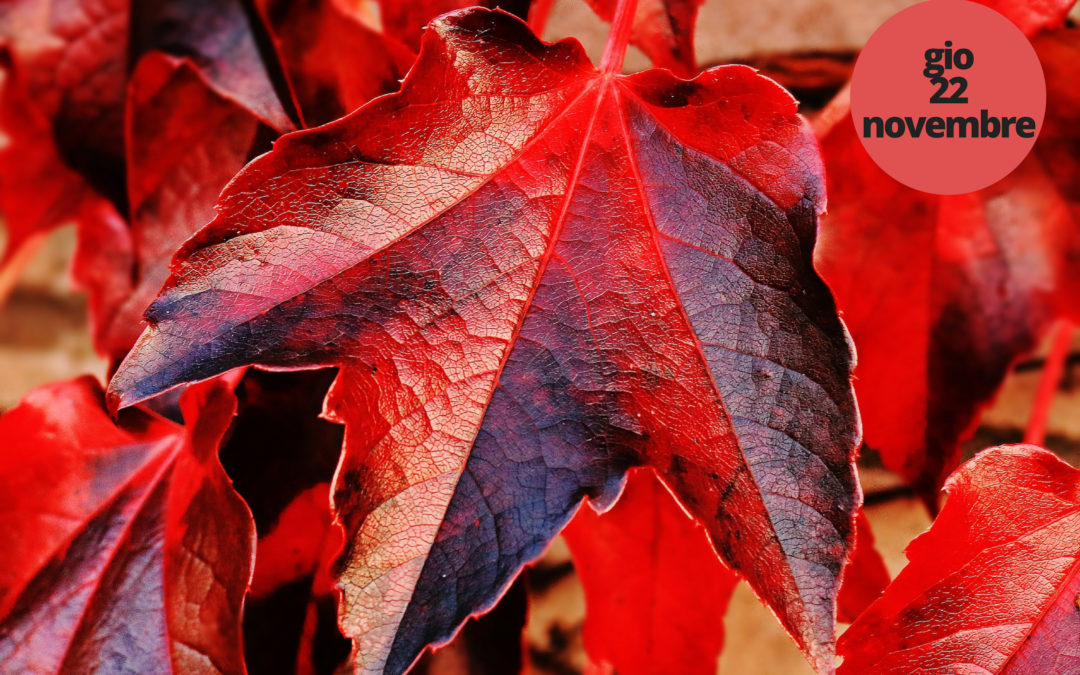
[0,0,291,200]
[0,0,131,204]
[0,0,293,299]
[0,378,169,618]
[1033,29,1080,228]
[249,483,336,598]
[108,9,859,672]
[86,52,263,360]
[813,29,1080,503]
[256,0,416,126]
[839,444,1080,673]
[0,66,114,301]
[130,0,295,134]
[585,0,704,77]
[563,467,738,675]
[978,0,1075,35]
[836,509,889,624]
[0,377,254,673]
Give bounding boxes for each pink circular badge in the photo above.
[850,0,1045,195]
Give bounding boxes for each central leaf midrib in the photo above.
[377,77,611,673]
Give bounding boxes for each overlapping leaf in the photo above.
[84,52,264,361]
[563,468,739,675]
[813,21,1080,504]
[0,0,291,196]
[256,0,416,127]
[839,445,1080,673]
[192,367,526,674]
[129,0,294,133]
[0,377,253,673]
[0,0,131,206]
[0,65,116,301]
[108,9,858,673]
[0,0,292,297]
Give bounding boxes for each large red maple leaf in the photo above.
[839,444,1080,673]
[108,9,859,672]
[0,377,253,673]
